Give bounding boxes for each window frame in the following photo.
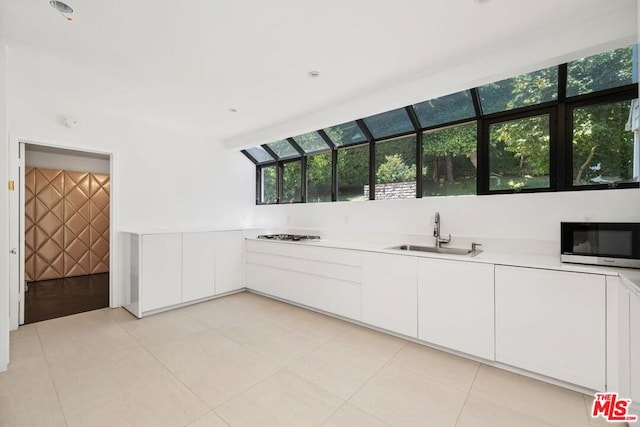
[563,87,639,191]
[480,106,558,195]
[250,45,639,205]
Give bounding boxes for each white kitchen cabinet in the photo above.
[245,240,362,320]
[495,265,606,390]
[140,233,183,312]
[214,230,244,294]
[182,232,216,302]
[362,252,417,337]
[630,293,640,402]
[417,258,494,360]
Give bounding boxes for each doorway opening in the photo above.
[21,144,111,324]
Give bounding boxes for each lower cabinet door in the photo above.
[362,253,417,338]
[214,231,244,294]
[182,232,216,302]
[141,233,182,312]
[495,265,606,390]
[417,258,495,360]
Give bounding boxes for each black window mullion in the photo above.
[301,157,307,203]
[416,132,423,198]
[470,88,482,117]
[255,167,261,204]
[405,106,421,131]
[558,64,567,102]
[261,144,280,161]
[331,149,338,202]
[287,138,305,156]
[317,130,336,150]
[276,162,283,204]
[477,118,489,194]
[549,107,559,191]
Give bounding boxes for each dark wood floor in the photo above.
[25,273,109,324]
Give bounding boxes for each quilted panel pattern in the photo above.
[24,167,110,281]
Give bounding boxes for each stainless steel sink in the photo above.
[387,244,482,256]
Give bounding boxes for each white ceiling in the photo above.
[0,0,637,147]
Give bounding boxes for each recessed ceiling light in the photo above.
[308,71,320,78]
[475,0,490,4]
[50,0,74,21]
[228,108,238,113]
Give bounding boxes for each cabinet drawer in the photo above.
[246,240,361,266]
[246,251,361,283]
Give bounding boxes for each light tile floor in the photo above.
[0,291,617,426]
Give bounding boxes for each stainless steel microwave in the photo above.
[561,222,640,268]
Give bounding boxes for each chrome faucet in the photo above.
[433,212,451,248]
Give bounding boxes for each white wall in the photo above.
[1,45,256,340]
[25,148,110,175]
[0,44,9,371]
[250,189,640,249]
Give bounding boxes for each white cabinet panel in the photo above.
[245,251,361,283]
[141,233,182,312]
[495,266,606,390]
[182,232,216,302]
[362,252,417,337]
[245,263,361,320]
[215,231,244,294]
[631,294,640,401]
[418,259,494,360]
[246,240,361,266]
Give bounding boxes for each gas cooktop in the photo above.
[256,234,321,242]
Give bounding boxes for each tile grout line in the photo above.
[33,322,71,427]
[452,363,480,426]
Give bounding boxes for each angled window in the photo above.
[571,99,637,187]
[282,160,302,203]
[413,91,476,129]
[567,45,637,97]
[259,165,278,204]
[266,140,299,159]
[423,122,477,197]
[307,152,332,202]
[488,113,551,191]
[362,108,414,139]
[375,135,416,199]
[245,146,275,164]
[325,121,367,147]
[337,144,369,201]
[478,66,558,114]
[292,131,330,154]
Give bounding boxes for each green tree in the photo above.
[423,122,477,182]
[376,154,414,184]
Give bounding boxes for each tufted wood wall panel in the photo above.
[25,167,110,282]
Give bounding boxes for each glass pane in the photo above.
[282,161,302,203]
[478,66,558,114]
[413,91,476,128]
[245,146,274,163]
[375,135,416,199]
[362,108,414,139]
[260,165,277,204]
[567,45,637,97]
[422,122,477,197]
[489,114,551,191]
[325,121,367,146]
[572,100,636,186]
[292,131,329,153]
[266,140,299,159]
[307,152,332,202]
[337,144,369,201]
